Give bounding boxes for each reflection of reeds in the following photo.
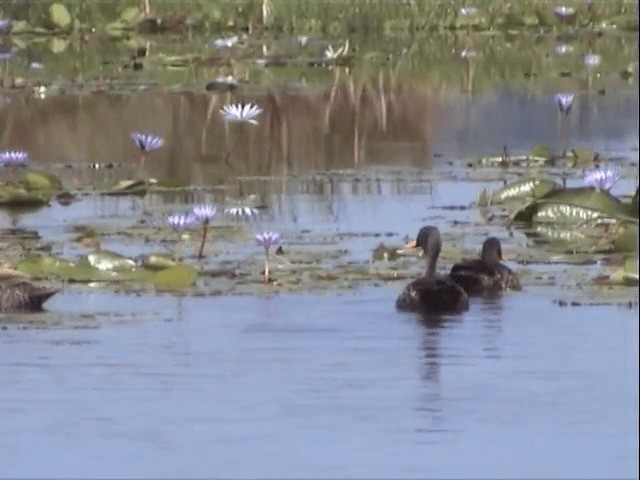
[1,83,437,186]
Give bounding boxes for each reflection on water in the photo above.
[0,290,636,478]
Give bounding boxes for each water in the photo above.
[1,24,638,478]
[1,289,636,478]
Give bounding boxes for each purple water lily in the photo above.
[192,204,217,224]
[0,150,28,183]
[555,93,574,115]
[255,231,281,282]
[0,150,28,167]
[167,213,195,231]
[220,103,263,125]
[583,53,601,69]
[224,206,259,219]
[584,167,621,192]
[131,132,165,152]
[192,204,217,259]
[554,5,576,20]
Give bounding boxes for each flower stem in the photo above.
[197,223,209,259]
[175,236,183,262]
[264,247,270,282]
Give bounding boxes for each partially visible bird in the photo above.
[0,269,59,313]
[396,226,469,315]
[449,237,521,296]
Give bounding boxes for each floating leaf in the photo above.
[82,251,137,272]
[151,265,198,290]
[513,188,638,224]
[120,6,141,23]
[136,253,178,271]
[48,3,72,30]
[0,185,50,207]
[102,179,148,196]
[485,178,561,206]
[21,170,63,192]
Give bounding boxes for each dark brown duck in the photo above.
[0,271,59,313]
[396,226,469,315]
[449,237,521,296]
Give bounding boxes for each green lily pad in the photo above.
[152,265,199,290]
[513,188,638,224]
[529,144,553,161]
[21,170,63,191]
[82,251,137,272]
[102,179,148,196]
[120,6,141,23]
[48,3,72,30]
[136,253,178,271]
[0,185,50,207]
[482,177,561,206]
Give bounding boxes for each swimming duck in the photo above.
[0,269,59,313]
[396,226,469,315]
[449,237,521,296]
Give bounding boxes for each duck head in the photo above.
[415,226,442,277]
[481,237,503,262]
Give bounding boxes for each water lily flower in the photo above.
[583,53,601,69]
[554,5,576,20]
[0,150,28,167]
[131,132,165,152]
[220,103,263,124]
[554,93,574,115]
[167,213,195,231]
[192,204,217,224]
[224,206,259,219]
[213,36,239,49]
[584,167,621,192]
[554,44,574,56]
[0,150,28,184]
[255,231,281,282]
[459,6,478,16]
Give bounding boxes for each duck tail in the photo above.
[29,288,60,310]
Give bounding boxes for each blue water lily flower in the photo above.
[255,231,281,282]
[224,206,259,219]
[583,53,601,69]
[131,132,165,152]
[554,93,574,115]
[0,150,28,167]
[584,167,621,192]
[554,5,576,20]
[219,103,263,125]
[167,213,195,231]
[192,204,217,224]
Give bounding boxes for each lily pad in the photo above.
[21,170,63,192]
[82,251,137,272]
[480,177,561,206]
[152,265,199,290]
[0,185,50,207]
[48,3,72,30]
[513,188,638,224]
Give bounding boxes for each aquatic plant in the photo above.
[131,132,165,170]
[167,213,195,261]
[554,6,576,21]
[255,231,281,282]
[554,93,574,157]
[192,204,217,259]
[324,40,349,60]
[219,103,263,125]
[131,132,165,152]
[554,93,574,115]
[583,53,602,69]
[554,44,574,56]
[224,206,259,219]
[459,7,478,16]
[0,150,28,183]
[584,167,621,192]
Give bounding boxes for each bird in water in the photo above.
[0,269,59,313]
[449,237,521,296]
[396,226,469,315]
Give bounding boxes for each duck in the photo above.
[396,226,469,315]
[449,237,521,296]
[0,269,59,313]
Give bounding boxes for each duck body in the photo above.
[450,237,521,296]
[0,272,59,313]
[396,226,469,315]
